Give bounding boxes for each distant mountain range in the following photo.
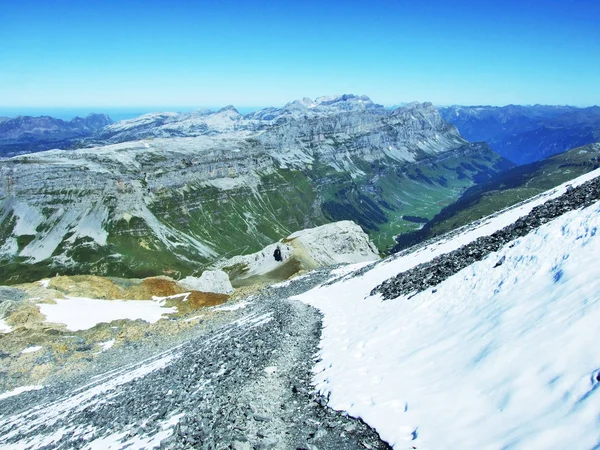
[0,114,112,156]
[0,95,512,283]
[4,96,599,284]
[439,104,600,165]
[3,102,599,166]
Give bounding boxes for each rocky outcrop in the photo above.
[178,270,234,295]
[217,221,380,286]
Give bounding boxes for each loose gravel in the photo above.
[0,269,390,450]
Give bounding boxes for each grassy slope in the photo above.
[393,142,600,251]
[0,145,512,284]
[314,144,513,249]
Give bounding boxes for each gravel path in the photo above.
[0,270,390,450]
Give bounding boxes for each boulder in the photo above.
[177,270,234,295]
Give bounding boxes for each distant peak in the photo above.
[315,94,373,105]
[85,113,113,122]
[393,101,436,113]
[283,97,317,109]
[218,105,240,114]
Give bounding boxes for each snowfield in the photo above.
[295,172,600,448]
[37,297,178,331]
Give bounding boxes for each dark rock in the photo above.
[373,176,600,300]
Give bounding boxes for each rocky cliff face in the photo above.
[0,95,513,283]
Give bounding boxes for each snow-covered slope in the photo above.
[294,169,600,448]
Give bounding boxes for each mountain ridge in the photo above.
[439,104,600,164]
[0,97,512,283]
[393,142,600,251]
[0,113,112,156]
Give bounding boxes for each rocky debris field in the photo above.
[0,270,390,450]
[373,175,600,300]
[0,274,235,393]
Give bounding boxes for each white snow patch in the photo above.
[184,314,204,322]
[0,319,12,334]
[0,385,44,401]
[214,300,250,312]
[21,346,42,354]
[295,183,600,447]
[37,297,177,331]
[97,339,115,352]
[151,292,190,304]
[86,411,185,449]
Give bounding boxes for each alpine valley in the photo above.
[2,95,600,449]
[0,95,514,284]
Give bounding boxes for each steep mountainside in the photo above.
[1,160,598,450]
[0,114,112,156]
[439,105,600,165]
[393,142,600,250]
[296,169,600,448]
[0,96,512,283]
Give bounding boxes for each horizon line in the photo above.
[1,102,599,110]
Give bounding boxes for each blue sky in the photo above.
[1,0,599,108]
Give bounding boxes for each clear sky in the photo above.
[1,0,599,108]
